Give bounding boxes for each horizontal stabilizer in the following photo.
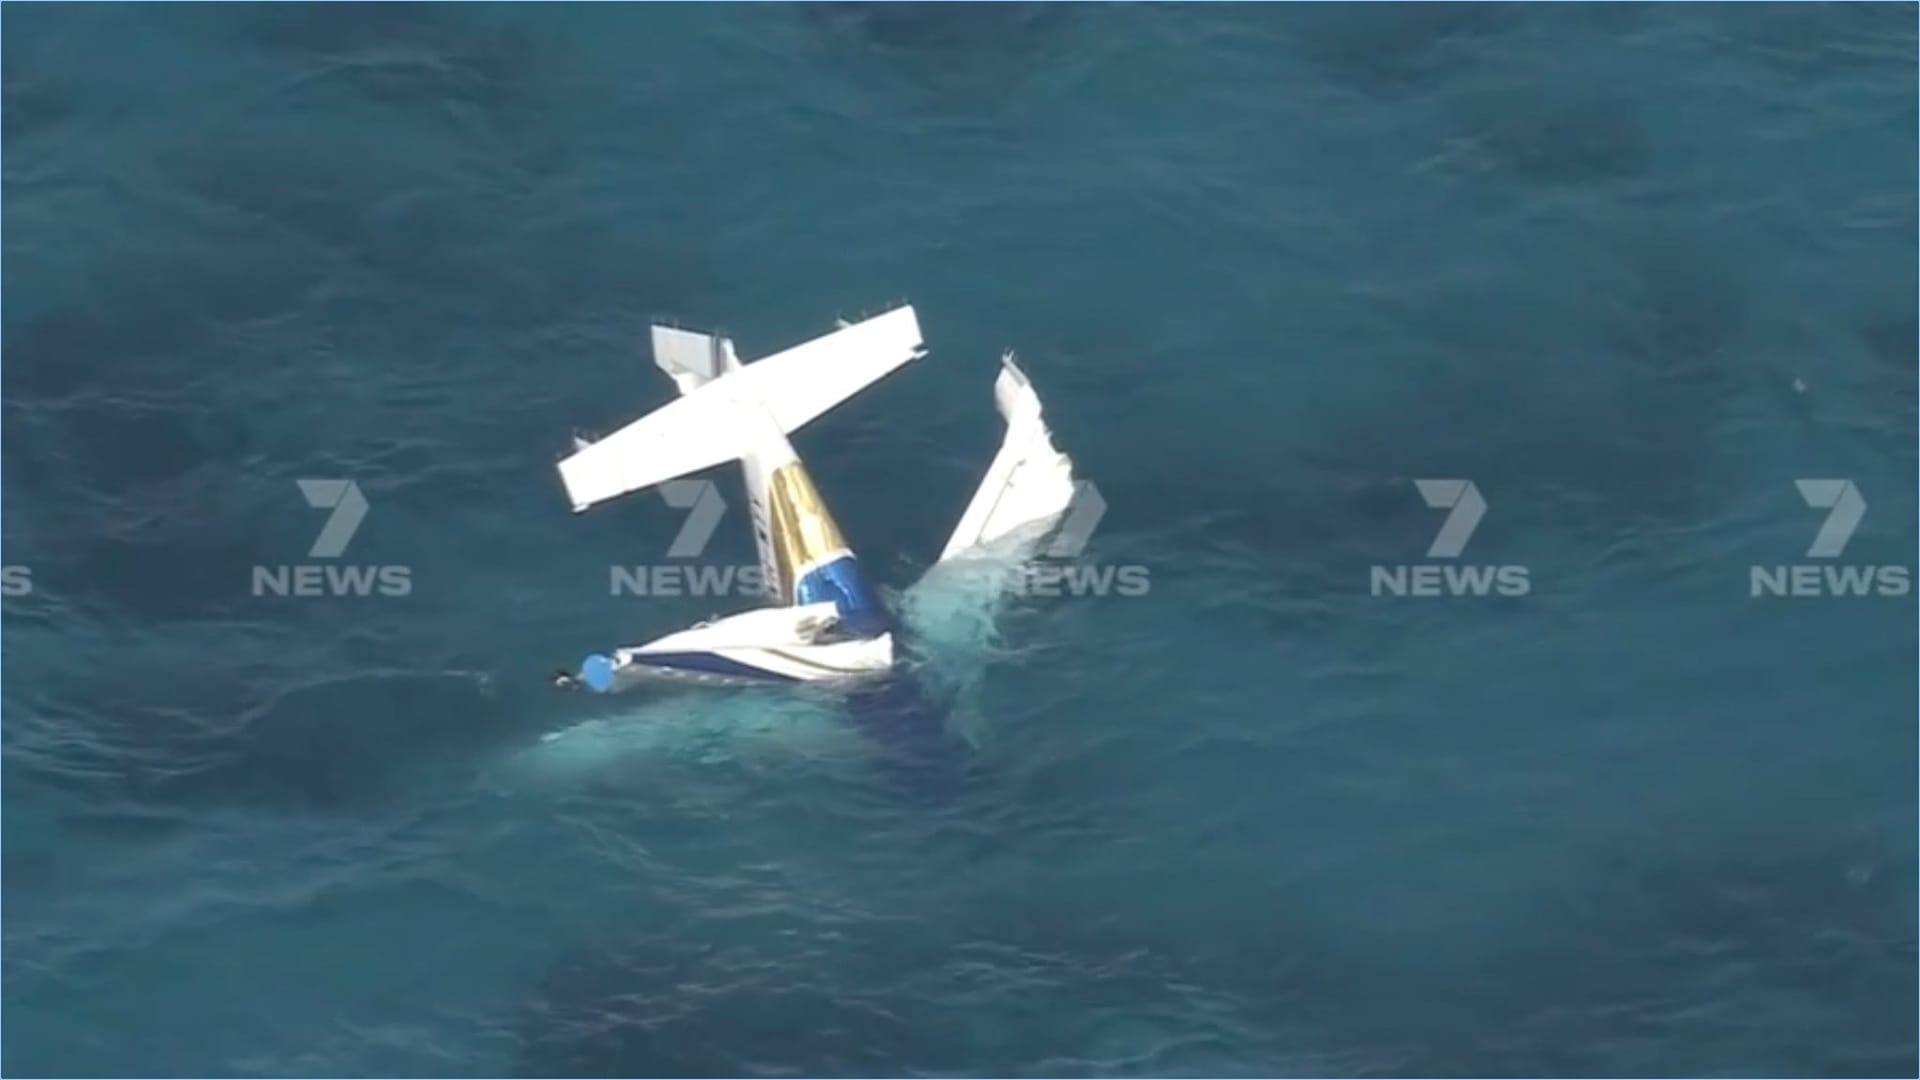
[559,306,924,512]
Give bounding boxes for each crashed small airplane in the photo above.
[552,303,1078,693]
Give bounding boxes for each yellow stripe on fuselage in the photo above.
[766,460,849,601]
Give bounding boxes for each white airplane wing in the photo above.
[938,354,1077,561]
[557,306,924,513]
[897,358,1079,698]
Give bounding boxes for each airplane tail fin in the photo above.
[558,305,925,513]
[650,325,742,394]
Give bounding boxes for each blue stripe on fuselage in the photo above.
[623,651,801,683]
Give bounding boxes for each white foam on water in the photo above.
[501,685,868,788]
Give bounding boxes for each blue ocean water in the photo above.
[3,3,1916,1075]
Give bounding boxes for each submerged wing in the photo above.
[938,353,1077,561]
[897,353,1082,670]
